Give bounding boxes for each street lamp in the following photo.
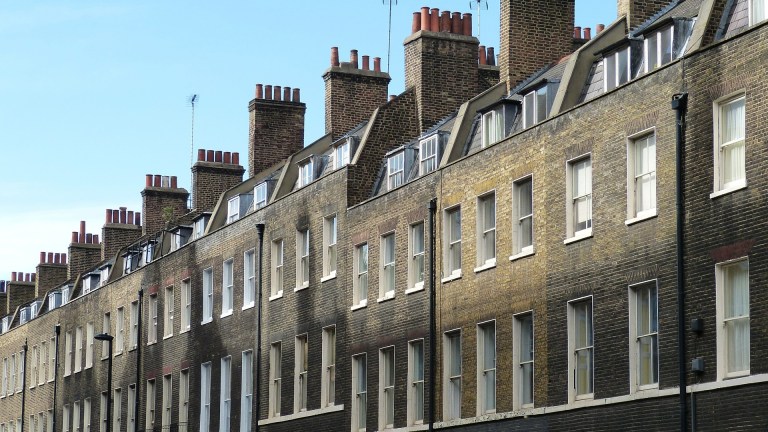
[95,333,114,432]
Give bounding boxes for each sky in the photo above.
[0,1,617,280]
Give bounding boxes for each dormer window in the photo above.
[83,273,100,294]
[333,141,350,169]
[644,25,674,72]
[227,196,241,223]
[299,159,314,187]
[387,152,405,189]
[193,215,209,240]
[482,109,504,147]
[523,86,550,129]
[123,254,133,275]
[30,301,41,318]
[604,47,631,91]
[48,292,63,309]
[142,243,154,265]
[99,265,111,287]
[62,286,70,304]
[419,136,439,175]
[751,0,767,25]
[254,183,268,209]
[20,307,30,324]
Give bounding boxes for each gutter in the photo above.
[428,198,437,431]
[672,92,688,432]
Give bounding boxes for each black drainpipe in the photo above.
[20,339,28,432]
[255,223,265,432]
[672,92,688,432]
[428,198,437,431]
[135,288,144,432]
[53,325,61,432]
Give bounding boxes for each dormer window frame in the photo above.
[419,135,439,175]
[603,45,632,92]
[522,85,549,129]
[99,266,111,286]
[227,196,241,224]
[481,109,504,148]
[750,0,767,26]
[254,183,268,210]
[333,140,351,170]
[192,214,209,240]
[387,151,405,190]
[643,24,674,73]
[298,158,315,187]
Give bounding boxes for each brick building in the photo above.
[2,0,768,431]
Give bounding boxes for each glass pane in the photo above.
[450,210,461,242]
[646,34,658,70]
[536,87,548,122]
[576,349,593,394]
[638,335,654,385]
[415,381,424,421]
[413,224,425,254]
[754,0,767,23]
[384,235,395,263]
[414,343,424,380]
[723,142,745,186]
[521,363,534,405]
[449,335,461,376]
[451,242,462,271]
[725,262,749,318]
[485,368,496,410]
[520,216,533,249]
[524,93,535,128]
[359,244,368,273]
[722,98,745,143]
[484,197,495,230]
[484,230,496,260]
[518,180,533,216]
[726,318,750,372]
[605,55,616,90]
[617,48,629,85]
[520,316,534,362]
[484,327,495,370]
[660,27,673,65]
[415,254,425,284]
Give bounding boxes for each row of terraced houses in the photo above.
[2,0,768,430]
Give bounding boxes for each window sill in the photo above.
[114,351,123,357]
[377,293,396,303]
[405,285,425,295]
[350,301,367,311]
[146,341,157,346]
[242,302,255,311]
[294,285,309,293]
[268,293,284,302]
[163,334,173,341]
[201,318,213,325]
[473,260,497,274]
[510,248,535,262]
[723,370,750,380]
[634,383,659,393]
[320,272,337,283]
[220,310,233,319]
[180,327,190,334]
[441,271,462,283]
[564,229,593,245]
[625,211,657,226]
[258,404,344,426]
[710,183,747,199]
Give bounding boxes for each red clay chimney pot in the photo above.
[112,210,119,224]
[223,151,231,164]
[362,55,370,71]
[54,253,60,264]
[331,47,340,67]
[487,47,496,66]
[412,12,421,33]
[255,84,263,99]
[451,12,461,33]
[197,149,205,161]
[292,88,300,103]
[120,207,127,224]
[206,150,214,162]
[145,174,152,188]
[106,209,113,224]
[421,7,431,31]
[274,85,282,101]
[283,87,291,102]
[153,174,161,187]
[62,254,67,265]
[127,210,134,224]
[462,13,472,36]
[135,213,141,226]
[574,26,581,39]
[350,50,359,68]
[31,274,36,283]
[264,85,272,100]
[80,221,86,242]
[233,152,240,165]
[584,27,591,39]
[171,176,178,189]
[86,233,93,244]
[440,11,451,32]
[479,45,487,65]
[40,252,46,264]
[373,57,381,72]
[214,151,223,163]
[93,234,99,244]
[72,231,79,244]
[597,23,605,34]
[430,8,440,33]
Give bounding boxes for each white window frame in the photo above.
[321,326,336,407]
[296,229,310,289]
[130,301,139,349]
[716,258,750,380]
[179,369,190,430]
[334,141,351,169]
[351,353,367,432]
[241,352,253,432]
[419,135,438,175]
[63,404,70,432]
[49,336,56,380]
[603,46,631,91]
[161,374,172,430]
[85,323,94,369]
[628,280,659,392]
[39,341,47,384]
[323,215,338,280]
[9,353,16,391]
[115,306,125,355]
[353,243,369,308]
[200,362,212,432]
[627,131,657,222]
[269,342,282,418]
[148,295,158,345]
[512,312,534,409]
[379,232,396,300]
[74,327,83,373]
[222,258,234,317]
[294,335,309,413]
[511,176,534,258]
[481,109,503,147]
[220,356,232,432]
[128,384,136,432]
[475,192,496,270]
[565,155,593,242]
[299,159,314,187]
[181,279,191,332]
[164,286,174,338]
[202,268,213,324]
[750,0,768,24]
[568,297,594,403]
[407,222,425,292]
[113,388,122,432]
[100,393,108,432]
[387,151,405,190]
[30,346,37,388]
[378,347,395,430]
[271,239,284,298]
[243,249,256,309]
[226,196,240,224]
[522,86,548,129]
[443,330,462,421]
[477,321,496,415]
[102,313,111,360]
[443,206,462,280]
[254,182,268,209]
[145,379,156,431]
[643,25,674,73]
[407,339,425,426]
[15,351,22,393]
[712,94,746,196]
[73,401,80,432]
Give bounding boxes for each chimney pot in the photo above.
[430,8,440,33]
[274,86,282,101]
[584,27,591,40]
[106,209,113,224]
[25,273,30,282]
[223,151,232,164]
[127,210,134,224]
[373,57,381,72]
[11,272,16,282]
[214,151,223,163]
[283,87,291,102]
[206,150,214,162]
[40,251,46,264]
[31,274,36,283]
[72,231,79,244]
[54,253,60,264]
[412,12,421,33]
[255,84,263,99]
[479,45,487,65]
[154,174,161,188]
[597,23,605,33]
[233,152,240,165]
[62,254,67,265]
[574,26,581,39]
[120,207,127,224]
[292,88,300,103]
[80,221,86,242]
[145,174,153,188]
[350,50,359,68]
[362,55,370,71]
[440,11,451,32]
[113,210,120,224]
[451,12,461,33]
[487,47,496,66]
[197,149,205,161]
[86,233,93,244]
[93,234,99,244]
[162,175,170,188]
[462,13,472,36]
[331,47,340,67]
[135,213,141,226]
[171,176,178,189]
[264,85,272,100]
[421,7,431,31]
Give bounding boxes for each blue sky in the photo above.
[0,1,617,279]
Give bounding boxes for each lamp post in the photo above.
[95,333,114,432]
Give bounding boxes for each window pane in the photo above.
[646,34,658,70]
[617,48,629,85]
[523,93,535,128]
[725,261,749,318]
[535,87,548,122]
[660,27,673,65]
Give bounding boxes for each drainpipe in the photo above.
[53,325,61,432]
[428,198,437,431]
[135,288,144,432]
[672,92,688,432]
[255,223,265,432]
[21,339,28,432]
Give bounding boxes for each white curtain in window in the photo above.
[721,98,746,187]
[483,327,496,411]
[572,159,592,231]
[753,0,767,24]
[725,262,749,373]
[635,135,657,213]
[520,316,534,405]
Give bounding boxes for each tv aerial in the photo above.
[382,0,398,73]
[471,0,488,38]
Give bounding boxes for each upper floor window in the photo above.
[244,249,256,308]
[254,183,268,210]
[604,47,631,91]
[294,335,309,413]
[299,159,314,187]
[353,243,369,308]
[323,215,337,279]
[333,141,350,169]
[408,222,425,291]
[512,177,534,257]
[321,326,336,407]
[388,151,405,190]
[407,340,425,426]
[716,259,750,379]
[714,95,746,193]
[352,353,367,431]
[419,135,438,175]
[513,312,534,409]
[443,330,462,421]
[296,229,310,289]
[271,240,284,298]
[380,233,396,300]
[477,321,496,414]
[193,216,208,240]
[444,206,462,279]
[628,132,657,220]
[751,0,767,25]
[269,342,282,418]
[481,109,503,147]
[378,347,395,430]
[523,86,549,129]
[566,156,593,240]
[222,258,234,316]
[476,193,496,269]
[630,281,658,391]
[644,25,673,72]
[164,286,174,338]
[568,298,593,402]
[202,268,213,324]
[227,196,240,224]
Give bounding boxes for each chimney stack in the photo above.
[68,221,103,281]
[618,0,669,29]
[405,7,480,131]
[102,207,143,261]
[36,251,69,298]
[141,174,189,235]
[249,83,306,177]
[500,0,575,91]
[5,273,36,318]
[192,148,246,212]
[323,47,391,141]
